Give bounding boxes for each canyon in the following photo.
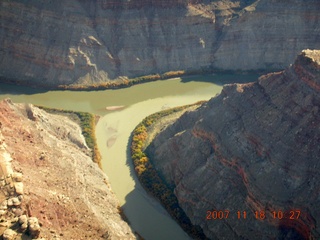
[1,0,320,87]
[146,49,320,239]
[1,0,320,239]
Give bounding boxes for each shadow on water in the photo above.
[0,81,49,95]
[120,188,188,240]
[179,73,260,86]
[0,73,261,96]
[120,99,198,238]
[122,136,190,240]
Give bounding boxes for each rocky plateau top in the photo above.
[146,49,320,239]
[1,0,320,87]
[0,99,136,239]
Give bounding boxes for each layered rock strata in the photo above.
[146,50,320,239]
[0,99,136,239]
[1,0,320,87]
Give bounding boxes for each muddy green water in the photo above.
[0,74,258,239]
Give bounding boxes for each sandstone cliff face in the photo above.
[1,0,320,87]
[146,50,320,239]
[0,99,136,239]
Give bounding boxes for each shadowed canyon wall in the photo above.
[1,0,320,87]
[146,50,320,239]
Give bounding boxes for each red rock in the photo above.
[147,50,320,239]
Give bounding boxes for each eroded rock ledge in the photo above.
[0,99,136,239]
[146,50,320,239]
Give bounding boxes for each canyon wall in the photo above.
[146,50,320,239]
[0,99,136,239]
[1,0,320,87]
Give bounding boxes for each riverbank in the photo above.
[53,69,269,91]
[130,101,209,239]
[0,69,267,91]
[0,74,256,239]
[38,106,102,168]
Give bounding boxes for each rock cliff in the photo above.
[1,0,320,87]
[0,99,136,239]
[146,49,320,239]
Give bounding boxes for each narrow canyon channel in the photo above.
[0,74,258,239]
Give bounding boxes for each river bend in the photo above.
[0,74,258,239]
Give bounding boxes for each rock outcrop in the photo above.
[0,99,136,239]
[146,49,320,239]
[1,0,320,87]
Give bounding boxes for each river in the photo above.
[0,74,258,239]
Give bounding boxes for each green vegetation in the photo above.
[74,111,101,167]
[38,106,102,168]
[57,70,187,90]
[130,103,209,240]
[1,68,267,92]
[57,67,265,91]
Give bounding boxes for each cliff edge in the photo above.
[1,0,320,87]
[146,49,320,239]
[0,99,136,239]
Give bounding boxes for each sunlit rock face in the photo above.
[0,99,136,239]
[1,0,320,87]
[146,50,320,239]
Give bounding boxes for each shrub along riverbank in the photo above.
[38,106,102,168]
[1,68,267,91]
[57,68,268,91]
[130,102,209,240]
[57,70,187,90]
